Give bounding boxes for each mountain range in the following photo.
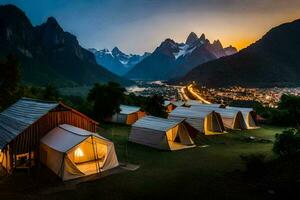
[89,47,150,76]
[0,5,132,87]
[180,19,300,88]
[125,32,237,80]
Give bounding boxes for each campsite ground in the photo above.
[0,125,286,199]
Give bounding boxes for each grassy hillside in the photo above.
[0,125,286,199]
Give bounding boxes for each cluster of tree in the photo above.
[87,83,167,121]
[254,94,300,127]
[0,54,20,110]
[123,93,167,118]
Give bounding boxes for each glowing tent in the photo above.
[40,124,119,181]
[0,98,99,174]
[190,105,247,130]
[129,116,197,150]
[110,105,146,125]
[168,107,225,135]
[227,106,259,129]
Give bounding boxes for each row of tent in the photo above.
[0,98,259,181]
[126,100,259,151]
[109,100,258,132]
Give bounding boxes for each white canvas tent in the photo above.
[129,116,196,151]
[185,102,259,130]
[227,106,259,129]
[40,124,119,181]
[110,105,146,125]
[168,107,225,135]
[190,105,247,130]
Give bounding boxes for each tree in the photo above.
[278,94,300,128]
[273,129,300,156]
[42,85,60,101]
[143,94,167,118]
[88,82,125,121]
[0,54,21,110]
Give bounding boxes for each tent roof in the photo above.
[169,107,212,119]
[41,124,108,153]
[132,116,184,132]
[190,105,240,118]
[119,105,141,115]
[227,106,253,112]
[164,101,185,107]
[0,98,59,149]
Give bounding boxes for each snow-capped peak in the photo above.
[88,47,150,76]
[173,44,197,59]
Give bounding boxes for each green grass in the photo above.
[0,125,286,199]
[51,125,284,200]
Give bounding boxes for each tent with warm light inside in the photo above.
[129,116,197,150]
[190,105,247,130]
[40,124,119,181]
[227,106,259,129]
[168,107,226,135]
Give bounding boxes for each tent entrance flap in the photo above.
[233,112,247,130]
[248,113,257,127]
[204,112,224,135]
[166,124,194,149]
[67,137,108,175]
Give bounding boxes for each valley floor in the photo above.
[0,125,286,199]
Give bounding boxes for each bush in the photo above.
[273,129,300,157]
[278,94,300,127]
[240,153,266,175]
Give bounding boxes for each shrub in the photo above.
[273,129,300,156]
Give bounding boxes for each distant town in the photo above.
[190,85,300,107]
[127,81,300,107]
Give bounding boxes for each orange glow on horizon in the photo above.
[232,39,257,51]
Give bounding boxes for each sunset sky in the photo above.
[2,0,300,54]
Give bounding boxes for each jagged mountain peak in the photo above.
[46,17,59,25]
[199,33,206,41]
[186,32,198,45]
[212,40,223,48]
[126,32,237,80]
[163,38,177,45]
[159,39,178,51]
[112,46,121,53]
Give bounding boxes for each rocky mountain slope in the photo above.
[0,5,132,87]
[125,32,237,80]
[180,19,300,88]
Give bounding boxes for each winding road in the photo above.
[186,84,211,104]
